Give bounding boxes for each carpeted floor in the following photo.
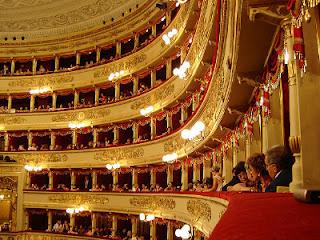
[209,192,320,240]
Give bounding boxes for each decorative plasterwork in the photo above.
[52,109,110,122]
[187,199,211,222]
[12,153,68,164]
[248,0,289,24]
[48,194,109,206]
[0,116,26,125]
[129,196,176,210]
[8,75,74,88]
[95,148,144,162]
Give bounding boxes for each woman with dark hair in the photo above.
[226,161,249,191]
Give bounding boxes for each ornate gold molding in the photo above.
[187,199,211,221]
[8,75,74,88]
[248,1,289,24]
[52,108,110,122]
[95,148,144,162]
[48,194,109,206]
[12,153,68,164]
[0,116,26,125]
[129,196,176,210]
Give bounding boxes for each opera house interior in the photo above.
[1,0,320,239]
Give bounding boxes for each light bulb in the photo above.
[181,129,191,140]
[139,213,145,221]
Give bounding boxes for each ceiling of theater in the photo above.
[0,0,149,40]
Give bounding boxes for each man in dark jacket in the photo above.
[265,145,295,192]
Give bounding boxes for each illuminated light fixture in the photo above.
[177,0,189,4]
[173,61,190,79]
[108,70,125,81]
[181,121,205,140]
[188,37,193,44]
[140,105,154,116]
[106,163,121,170]
[175,2,180,7]
[162,152,178,163]
[29,87,51,95]
[284,48,289,65]
[161,16,166,21]
[24,165,43,172]
[0,195,4,200]
[162,28,178,45]
[139,213,155,221]
[175,224,192,239]
[68,121,90,129]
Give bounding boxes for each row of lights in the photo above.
[29,87,51,95]
[24,165,43,172]
[162,152,178,163]
[175,224,192,239]
[140,106,154,116]
[139,213,155,221]
[106,163,121,170]
[68,121,91,129]
[181,121,205,140]
[108,70,125,81]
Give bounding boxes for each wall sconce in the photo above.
[24,165,43,172]
[173,61,190,79]
[175,224,192,239]
[140,106,154,116]
[108,70,125,81]
[139,213,155,221]
[162,152,178,163]
[66,207,85,215]
[181,121,205,140]
[29,87,52,95]
[162,28,178,45]
[68,120,91,129]
[106,163,121,170]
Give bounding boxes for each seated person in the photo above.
[222,167,240,191]
[123,184,130,192]
[18,145,26,151]
[141,184,149,192]
[227,161,251,191]
[132,184,141,192]
[154,184,163,192]
[28,143,38,151]
[164,182,174,191]
[265,145,294,192]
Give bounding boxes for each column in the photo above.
[74,90,79,108]
[72,129,77,147]
[112,215,117,237]
[131,217,138,237]
[203,158,211,179]
[112,171,118,190]
[11,59,15,75]
[92,171,97,190]
[54,55,59,72]
[93,129,98,148]
[282,21,303,192]
[96,47,101,63]
[134,33,139,50]
[76,52,81,66]
[167,165,173,185]
[48,170,53,190]
[8,95,12,111]
[150,169,156,186]
[133,123,138,143]
[25,171,31,189]
[223,149,233,183]
[181,162,188,190]
[71,171,76,190]
[150,117,156,140]
[92,212,97,234]
[192,92,200,111]
[30,95,35,112]
[232,138,238,167]
[95,87,100,106]
[114,127,119,144]
[152,24,157,38]
[132,169,138,190]
[50,131,56,150]
[27,131,33,149]
[166,11,172,26]
[167,221,173,240]
[245,138,251,160]
[32,57,37,75]
[52,92,57,110]
[70,214,75,229]
[115,82,120,101]
[24,210,29,230]
[151,69,156,88]
[193,163,200,183]
[133,77,139,95]
[166,59,172,79]
[47,210,53,231]
[150,221,156,240]
[166,112,172,133]
[4,132,9,151]
[261,90,269,153]
[116,41,121,58]
[180,106,187,123]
